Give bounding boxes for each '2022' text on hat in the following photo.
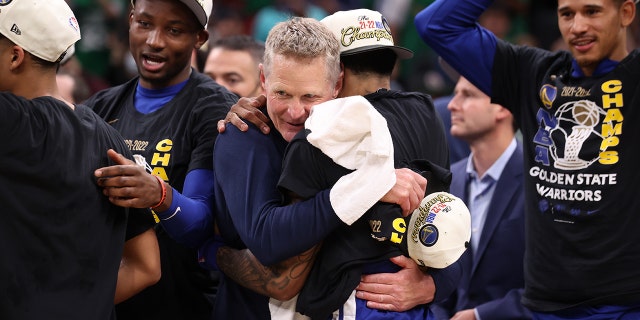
[321,8,413,59]
[0,0,80,63]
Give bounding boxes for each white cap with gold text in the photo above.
[321,9,413,59]
[407,192,471,268]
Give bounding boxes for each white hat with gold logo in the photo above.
[406,192,471,268]
[321,9,413,59]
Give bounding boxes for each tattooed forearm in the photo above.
[217,245,320,300]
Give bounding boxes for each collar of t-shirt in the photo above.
[134,80,188,114]
[465,138,517,252]
[570,58,618,78]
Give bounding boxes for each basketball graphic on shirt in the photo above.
[572,100,599,127]
[550,100,607,170]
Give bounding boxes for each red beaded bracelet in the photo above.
[150,175,167,210]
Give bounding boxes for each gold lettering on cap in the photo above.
[340,26,393,48]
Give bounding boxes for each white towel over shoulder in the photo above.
[306,95,395,225]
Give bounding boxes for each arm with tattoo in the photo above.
[216,244,321,301]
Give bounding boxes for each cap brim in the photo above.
[341,45,414,60]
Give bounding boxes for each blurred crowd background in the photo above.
[64,0,640,102]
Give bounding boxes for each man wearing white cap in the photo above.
[215,9,470,319]
[0,0,160,319]
[87,0,237,319]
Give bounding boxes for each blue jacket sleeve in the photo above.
[214,126,343,266]
[430,259,463,304]
[155,169,216,248]
[414,0,497,96]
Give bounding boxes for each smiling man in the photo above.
[86,0,237,319]
[416,0,640,318]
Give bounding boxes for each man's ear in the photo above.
[8,45,25,71]
[621,0,636,27]
[195,29,209,50]
[333,64,344,98]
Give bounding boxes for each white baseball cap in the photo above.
[406,192,471,268]
[320,9,413,59]
[131,0,213,28]
[0,0,80,63]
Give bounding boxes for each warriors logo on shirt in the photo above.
[540,84,556,109]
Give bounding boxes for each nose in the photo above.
[146,29,165,49]
[571,13,588,34]
[287,100,310,121]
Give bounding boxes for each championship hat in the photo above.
[320,9,413,59]
[0,0,80,63]
[131,0,213,28]
[369,191,470,268]
[406,192,471,268]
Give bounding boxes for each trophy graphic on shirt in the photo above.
[550,100,606,170]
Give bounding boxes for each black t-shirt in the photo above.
[278,89,451,318]
[0,95,154,320]
[493,41,640,310]
[86,71,236,320]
